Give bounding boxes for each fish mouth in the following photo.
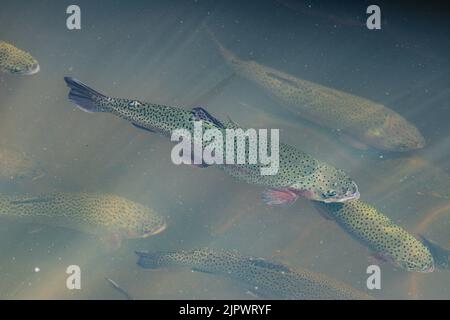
[26,63,40,75]
[403,262,434,273]
[321,189,360,203]
[421,265,435,273]
[394,142,425,152]
[19,63,40,75]
[336,190,360,203]
[143,221,167,238]
[414,139,426,150]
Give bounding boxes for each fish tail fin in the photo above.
[64,77,107,113]
[205,27,241,64]
[135,251,168,269]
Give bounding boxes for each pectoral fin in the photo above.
[261,189,299,206]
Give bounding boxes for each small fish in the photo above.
[208,31,425,152]
[418,236,450,270]
[0,146,44,181]
[135,248,373,300]
[0,192,167,243]
[314,200,434,273]
[64,77,359,204]
[0,41,39,75]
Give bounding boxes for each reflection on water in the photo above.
[0,0,449,299]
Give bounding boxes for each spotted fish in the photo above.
[0,192,167,241]
[419,236,450,270]
[314,200,434,272]
[0,41,39,75]
[208,32,425,152]
[0,146,44,181]
[135,247,373,300]
[64,77,359,204]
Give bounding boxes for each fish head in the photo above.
[364,113,425,152]
[378,237,435,273]
[391,254,435,273]
[394,240,435,273]
[0,42,40,75]
[291,164,360,203]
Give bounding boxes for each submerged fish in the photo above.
[419,236,450,270]
[64,77,359,204]
[0,146,44,181]
[314,200,434,272]
[208,32,425,152]
[0,193,166,242]
[135,247,372,300]
[0,41,39,75]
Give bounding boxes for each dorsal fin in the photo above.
[191,107,224,129]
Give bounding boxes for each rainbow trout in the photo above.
[209,33,425,152]
[0,146,44,181]
[64,77,359,205]
[419,236,450,270]
[0,41,39,75]
[0,192,166,241]
[314,200,434,272]
[136,247,373,300]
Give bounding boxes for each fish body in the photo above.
[64,77,359,204]
[136,248,372,300]
[210,34,425,152]
[0,192,166,240]
[0,41,39,75]
[419,236,450,270]
[0,146,44,181]
[314,200,434,272]
[220,119,359,203]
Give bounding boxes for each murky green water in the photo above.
[0,0,449,299]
